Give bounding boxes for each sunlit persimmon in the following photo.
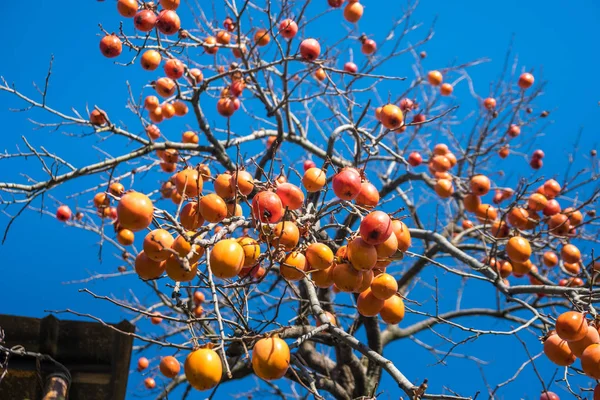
[567,326,600,357]
[548,214,570,236]
[543,333,576,366]
[332,168,362,200]
[430,155,451,172]
[117,0,138,17]
[149,107,164,123]
[312,265,334,288]
[355,181,379,208]
[237,237,261,267]
[475,204,497,223]
[302,168,326,192]
[541,199,560,217]
[179,202,203,230]
[181,131,198,144]
[490,220,509,238]
[175,168,202,198]
[213,174,234,199]
[144,377,156,389]
[427,70,443,86]
[561,244,581,264]
[271,221,300,251]
[461,195,481,215]
[507,208,529,229]
[470,175,491,196]
[141,50,162,71]
[483,97,496,110]
[347,237,377,270]
[252,191,284,223]
[161,103,176,119]
[518,72,534,89]
[193,291,205,304]
[99,34,122,58]
[155,77,176,98]
[434,179,454,198]
[379,294,405,324]
[117,229,135,246]
[172,231,203,263]
[343,1,363,22]
[117,191,154,232]
[275,183,304,210]
[359,211,393,246]
[370,273,397,300]
[216,31,231,45]
[254,29,271,46]
[143,229,174,261]
[159,356,180,379]
[280,251,307,281]
[173,101,188,116]
[198,193,227,223]
[527,193,548,212]
[440,83,453,96]
[135,9,158,31]
[230,170,254,196]
[305,243,334,270]
[135,251,166,280]
[563,262,580,275]
[543,179,561,199]
[332,262,362,292]
[505,236,531,263]
[278,19,298,39]
[184,347,222,390]
[379,104,404,130]
[511,259,532,277]
[156,10,181,35]
[556,311,588,342]
[357,288,385,317]
[581,344,600,378]
[137,356,149,371]
[165,255,198,282]
[314,68,327,81]
[563,207,583,226]
[252,336,290,380]
[209,239,245,279]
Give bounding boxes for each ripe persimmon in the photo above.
[280,251,307,281]
[332,168,362,200]
[175,168,202,198]
[271,221,300,251]
[117,191,154,232]
[343,1,363,23]
[357,288,385,317]
[470,175,491,196]
[302,168,326,192]
[99,35,122,58]
[143,229,175,261]
[305,243,334,270]
[370,273,397,300]
[230,170,254,196]
[379,295,405,324]
[332,262,362,292]
[209,239,245,279]
[543,333,576,366]
[556,311,588,342]
[135,251,166,280]
[581,344,600,378]
[252,336,290,380]
[198,193,228,223]
[159,356,180,378]
[379,104,404,130]
[141,50,162,71]
[184,347,222,390]
[427,70,443,86]
[252,191,284,224]
[505,236,531,263]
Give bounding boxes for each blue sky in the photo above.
[1,0,599,399]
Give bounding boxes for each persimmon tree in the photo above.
[1,0,599,399]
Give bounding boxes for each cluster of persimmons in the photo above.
[46,0,596,396]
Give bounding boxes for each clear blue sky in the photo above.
[0,1,599,399]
